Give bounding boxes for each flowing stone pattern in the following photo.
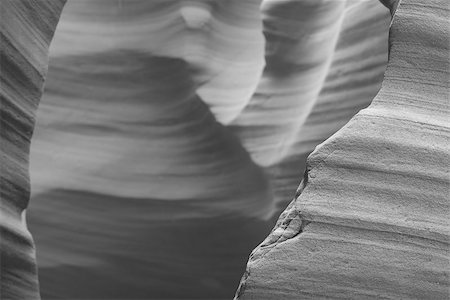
[235,0,450,299]
[26,0,390,299]
[8,0,445,299]
[0,1,66,299]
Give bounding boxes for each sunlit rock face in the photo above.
[1,0,391,299]
[236,0,450,299]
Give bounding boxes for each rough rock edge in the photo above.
[234,169,311,300]
[234,1,403,298]
[379,0,401,19]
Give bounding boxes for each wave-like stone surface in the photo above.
[27,1,270,298]
[231,0,389,168]
[256,0,390,208]
[236,0,450,299]
[0,1,66,299]
[29,1,389,298]
[29,53,274,298]
[44,0,266,125]
[1,0,391,299]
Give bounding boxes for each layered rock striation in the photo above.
[0,1,66,299]
[1,0,427,299]
[28,2,272,297]
[236,0,450,298]
[27,0,389,298]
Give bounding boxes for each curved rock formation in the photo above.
[0,1,66,299]
[249,0,390,208]
[236,0,450,299]
[44,0,266,125]
[28,2,272,298]
[27,0,389,298]
[0,0,405,299]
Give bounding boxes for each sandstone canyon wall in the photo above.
[0,1,66,299]
[235,0,450,299]
[27,0,388,298]
[1,0,447,299]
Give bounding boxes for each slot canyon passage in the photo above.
[0,0,448,299]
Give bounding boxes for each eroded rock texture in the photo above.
[0,0,401,299]
[242,0,390,208]
[28,1,271,298]
[26,0,390,299]
[0,1,66,299]
[236,0,450,299]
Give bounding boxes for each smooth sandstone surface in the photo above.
[26,0,389,298]
[0,1,66,299]
[28,2,272,298]
[254,0,389,208]
[236,0,450,299]
[8,0,445,299]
